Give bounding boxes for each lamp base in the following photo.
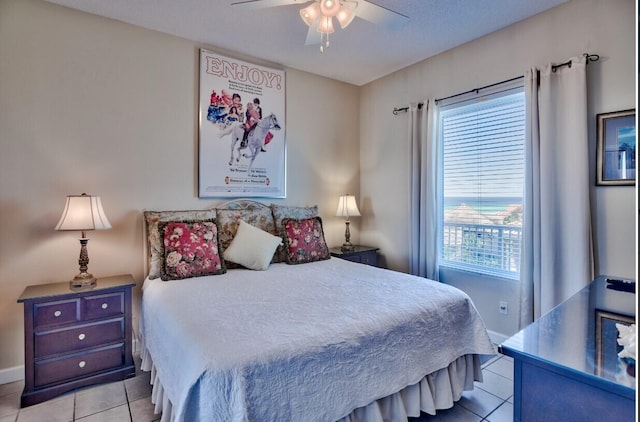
[69,272,97,289]
[341,220,354,252]
[341,243,355,252]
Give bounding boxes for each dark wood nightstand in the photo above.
[17,274,136,407]
[329,245,379,267]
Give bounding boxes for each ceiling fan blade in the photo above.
[230,0,305,10]
[354,0,408,29]
[305,21,321,45]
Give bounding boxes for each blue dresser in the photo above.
[500,276,636,422]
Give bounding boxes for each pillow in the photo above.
[223,220,282,270]
[216,207,277,267]
[270,204,319,262]
[144,210,217,279]
[158,220,226,280]
[281,217,330,264]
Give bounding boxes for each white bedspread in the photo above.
[140,258,495,422]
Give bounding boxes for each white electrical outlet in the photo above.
[499,301,508,315]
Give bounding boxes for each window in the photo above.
[438,87,525,280]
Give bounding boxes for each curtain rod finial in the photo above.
[584,53,600,63]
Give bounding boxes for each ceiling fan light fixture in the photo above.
[319,0,341,17]
[336,5,355,29]
[317,15,334,34]
[232,0,408,54]
[300,2,320,27]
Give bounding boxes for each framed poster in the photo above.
[596,109,636,186]
[199,49,286,198]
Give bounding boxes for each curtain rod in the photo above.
[392,74,522,114]
[551,53,600,72]
[392,102,422,115]
[392,53,600,114]
[434,75,523,105]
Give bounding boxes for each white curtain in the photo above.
[408,100,439,280]
[519,56,594,328]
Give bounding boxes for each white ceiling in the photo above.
[43,0,568,86]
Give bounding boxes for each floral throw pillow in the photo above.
[144,209,216,279]
[270,204,319,262]
[158,220,226,280]
[282,217,330,264]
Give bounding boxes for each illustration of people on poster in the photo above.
[199,49,286,198]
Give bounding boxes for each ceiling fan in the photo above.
[231,0,409,52]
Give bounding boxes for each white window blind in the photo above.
[439,87,525,280]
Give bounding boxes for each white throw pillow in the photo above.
[223,220,282,270]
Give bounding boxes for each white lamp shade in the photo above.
[336,5,355,29]
[300,2,320,26]
[336,194,361,218]
[55,194,112,231]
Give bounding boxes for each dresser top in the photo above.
[18,274,136,302]
[501,275,636,391]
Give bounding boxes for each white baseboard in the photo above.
[487,329,509,346]
[0,365,24,385]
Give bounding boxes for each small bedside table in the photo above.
[18,274,136,407]
[330,245,379,267]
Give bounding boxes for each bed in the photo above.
[139,200,496,422]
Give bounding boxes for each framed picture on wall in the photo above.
[198,49,286,198]
[596,109,636,186]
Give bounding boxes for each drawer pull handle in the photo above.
[78,333,86,340]
[78,361,86,368]
[54,310,62,317]
[101,303,108,310]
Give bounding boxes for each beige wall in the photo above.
[0,0,636,378]
[0,0,360,378]
[359,0,636,336]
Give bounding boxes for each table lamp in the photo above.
[336,194,360,252]
[55,193,112,288]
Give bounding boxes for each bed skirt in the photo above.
[140,342,483,422]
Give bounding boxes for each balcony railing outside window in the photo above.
[442,222,522,280]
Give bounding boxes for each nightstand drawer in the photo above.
[34,299,80,329]
[358,251,377,266]
[330,246,379,267]
[35,318,124,358]
[34,344,125,387]
[82,292,123,320]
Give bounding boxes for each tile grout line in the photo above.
[124,381,133,422]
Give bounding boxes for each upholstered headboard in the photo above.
[142,200,270,278]
[142,199,321,279]
[216,199,270,210]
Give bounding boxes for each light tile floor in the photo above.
[0,354,513,422]
[0,356,159,422]
[410,354,514,422]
